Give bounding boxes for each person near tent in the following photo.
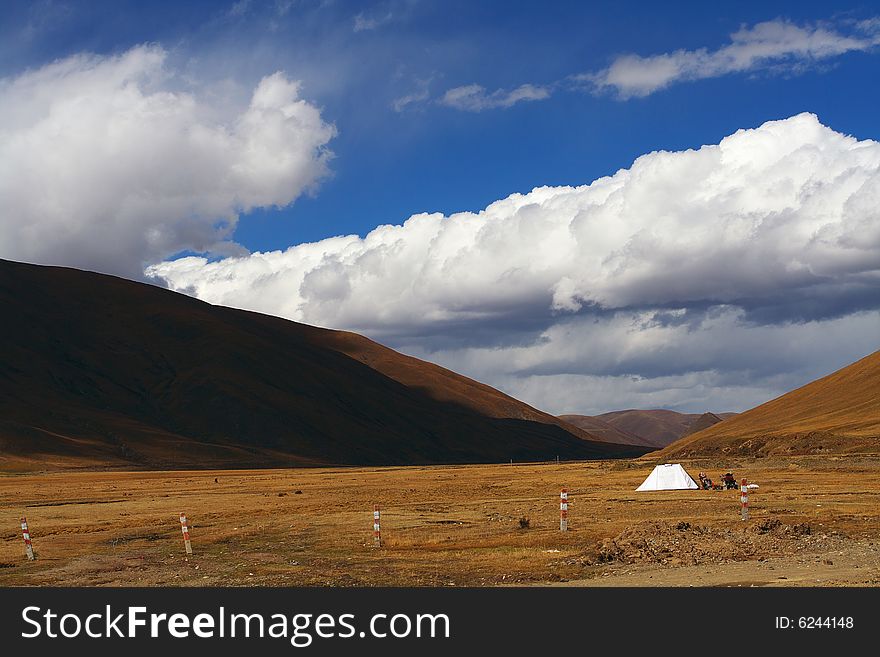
[721,472,737,489]
[698,471,713,490]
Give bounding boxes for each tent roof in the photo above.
[635,463,698,491]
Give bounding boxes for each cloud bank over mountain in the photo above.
[149,113,880,413]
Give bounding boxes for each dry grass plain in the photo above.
[1,456,879,587]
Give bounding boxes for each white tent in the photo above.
[635,463,698,491]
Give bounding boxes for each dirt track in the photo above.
[1,456,878,587]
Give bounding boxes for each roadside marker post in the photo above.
[20,517,35,561]
[373,505,381,547]
[179,512,193,555]
[740,479,750,521]
[560,488,568,531]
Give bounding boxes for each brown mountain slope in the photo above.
[558,415,655,447]
[0,259,648,471]
[596,410,698,448]
[659,350,880,457]
[683,412,725,437]
[559,410,738,448]
[324,332,573,426]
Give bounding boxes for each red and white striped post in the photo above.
[560,488,568,531]
[20,517,35,561]
[373,504,381,547]
[740,479,749,521]
[179,512,193,555]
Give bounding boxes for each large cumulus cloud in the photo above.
[0,45,336,278]
[148,113,880,413]
[150,113,880,333]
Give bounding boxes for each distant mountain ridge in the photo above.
[684,412,726,437]
[558,409,737,448]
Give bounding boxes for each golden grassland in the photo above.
[2,456,879,587]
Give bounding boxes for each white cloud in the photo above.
[0,45,336,278]
[226,0,252,19]
[392,88,429,112]
[438,83,551,111]
[274,0,296,17]
[431,17,880,110]
[149,113,880,332]
[149,113,880,413]
[391,77,432,112]
[353,11,393,33]
[587,18,880,98]
[430,17,880,111]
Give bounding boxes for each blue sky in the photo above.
[6,0,880,248]
[2,1,879,414]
